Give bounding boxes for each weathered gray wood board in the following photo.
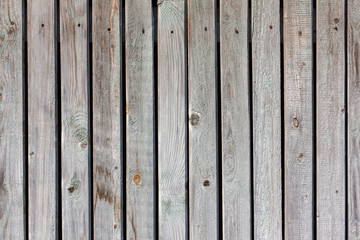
[0,0,24,239]
[220,0,251,238]
[188,0,217,239]
[60,0,89,238]
[92,0,122,239]
[316,0,345,238]
[284,0,314,238]
[158,0,187,239]
[28,0,57,238]
[348,0,360,239]
[125,0,155,239]
[252,0,282,238]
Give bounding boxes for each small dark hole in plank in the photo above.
[235,29,239,34]
[269,25,273,29]
[204,26,207,31]
[142,29,145,33]
[108,28,111,32]
[78,23,81,27]
[203,180,210,187]
[171,30,174,34]
[41,24,45,27]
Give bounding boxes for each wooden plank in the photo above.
[60,0,89,238]
[125,0,155,239]
[252,0,282,238]
[188,0,217,239]
[283,0,314,238]
[158,0,186,239]
[316,0,345,238]
[92,0,122,239]
[0,0,25,239]
[27,0,57,238]
[348,0,360,238]
[220,0,251,239]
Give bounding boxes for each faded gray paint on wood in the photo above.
[188,0,217,239]
[0,0,24,239]
[28,0,57,238]
[125,0,155,239]
[348,0,360,239]
[60,0,89,238]
[316,0,345,238]
[158,0,187,239]
[220,0,251,238]
[92,0,122,239]
[284,0,314,238]
[252,0,282,238]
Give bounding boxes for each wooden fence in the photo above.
[0,0,358,239]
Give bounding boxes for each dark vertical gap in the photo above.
[87,0,94,238]
[280,0,285,238]
[344,0,348,237]
[215,1,222,239]
[312,0,317,238]
[22,0,29,238]
[55,0,62,238]
[121,0,126,238]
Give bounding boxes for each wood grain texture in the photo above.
[252,0,282,238]
[92,0,122,239]
[284,0,314,238]
[316,0,345,238]
[220,0,251,238]
[188,1,217,239]
[60,0,89,238]
[28,0,57,238]
[0,0,24,239]
[125,0,155,239]
[348,0,360,239]
[158,0,186,239]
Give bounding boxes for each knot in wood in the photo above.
[190,113,200,126]
[133,174,141,185]
[203,180,210,187]
[292,118,299,128]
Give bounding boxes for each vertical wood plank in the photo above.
[92,0,122,239]
[316,0,345,238]
[348,0,360,238]
[220,0,251,238]
[125,0,155,239]
[0,0,24,239]
[284,0,314,238]
[28,0,57,238]
[252,0,282,238]
[60,0,89,238]
[188,1,217,239]
[158,0,186,239]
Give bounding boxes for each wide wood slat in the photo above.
[125,0,155,239]
[220,0,251,239]
[316,0,346,238]
[92,0,122,239]
[60,0,90,238]
[284,0,314,238]
[28,0,57,238]
[0,0,25,239]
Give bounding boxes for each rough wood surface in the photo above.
[28,0,57,238]
[92,0,122,239]
[348,0,360,239]
[60,0,89,238]
[252,0,282,238]
[284,0,314,238]
[220,0,251,238]
[158,0,186,239]
[188,1,217,239]
[316,0,345,238]
[125,0,155,239]
[0,0,24,239]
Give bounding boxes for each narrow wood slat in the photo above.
[0,0,25,239]
[188,0,217,239]
[28,0,57,238]
[316,0,345,238]
[92,0,122,239]
[252,0,282,238]
[220,0,251,238]
[125,0,155,239]
[60,0,90,238]
[158,0,187,239]
[284,0,314,238]
[348,0,360,239]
